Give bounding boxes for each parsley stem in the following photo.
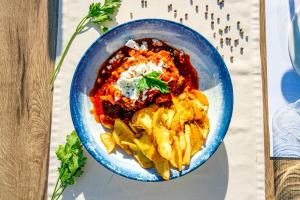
[50,30,77,84]
[55,187,66,200]
[50,15,89,85]
[51,167,66,200]
[76,15,89,32]
[50,178,60,200]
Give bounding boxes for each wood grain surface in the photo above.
[0,0,57,199]
[260,1,275,199]
[260,0,300,200]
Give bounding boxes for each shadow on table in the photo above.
[48,0,61,61]
[62,142,229,200]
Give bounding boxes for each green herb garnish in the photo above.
[50,0,121,85]
[51,131,87,200]
[137,71,170,94]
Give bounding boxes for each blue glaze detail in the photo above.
[70,19,233,182]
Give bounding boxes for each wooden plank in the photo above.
[260,0,275,199]
[260,0,300,199]
[274,159,300,199]
[0,0,57,199]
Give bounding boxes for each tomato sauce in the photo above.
[89,38,199,128]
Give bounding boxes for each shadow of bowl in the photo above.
[62,142,229,200]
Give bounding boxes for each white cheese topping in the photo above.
[141,90,148,101]
[125,39,140,50]
[141,41,148,50]
[116,61,164,100]
[125,39,148,51]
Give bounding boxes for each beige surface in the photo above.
[48,0,264,199]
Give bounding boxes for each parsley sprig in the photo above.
[51,131,87,200]
[137,71,170,94]
[50,0,121,85]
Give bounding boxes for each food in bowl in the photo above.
[89,38,210,180]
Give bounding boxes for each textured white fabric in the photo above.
[48,0,264,199]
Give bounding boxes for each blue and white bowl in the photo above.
[70,19,233,181]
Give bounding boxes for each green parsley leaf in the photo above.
[91,14,111,24]
[145,71,161,78]
[66,131,79,147]
[55,145,66,161]
[102,0,122,13]
[88,3,102,17]
[137,77,148,91]
[145,77,170,94]
[137,71,170,94]
[101,26,109,32]
[51,131,87,200]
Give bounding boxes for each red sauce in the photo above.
[89,38,199,128]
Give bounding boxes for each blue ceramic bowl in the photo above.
[70,19,233,181]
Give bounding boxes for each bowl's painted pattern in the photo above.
[70,19,233,182]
